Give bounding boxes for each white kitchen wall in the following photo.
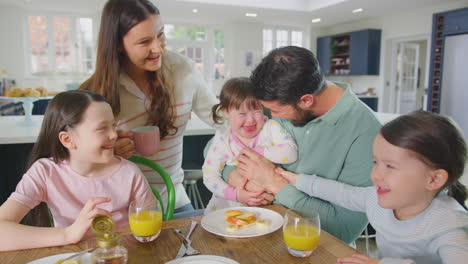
[314,0,468,112]
[0,6,25,87]
[0,4,99,92]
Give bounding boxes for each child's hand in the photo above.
[65,197,111,244]
[275,167,298,185]
[336,254,380,264]
[237,188,265,206]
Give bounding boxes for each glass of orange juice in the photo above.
[128,199,162,243]
[283,209,320,257]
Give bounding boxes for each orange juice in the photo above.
[283,225,320,251]
[129,210,162,237]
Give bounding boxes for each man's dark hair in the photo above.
[250,46,326,105]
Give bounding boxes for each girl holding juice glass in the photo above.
[277,111,468,263]
[203,77,298,212]
[0,90,155,251]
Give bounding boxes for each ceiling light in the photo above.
[245,13,257,17]
[312,18,321,23]
[352,8,363,13]
[193,9,198,13]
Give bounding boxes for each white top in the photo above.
[296,174,468,264]
[203,119,297,212]
[116,50,218,209]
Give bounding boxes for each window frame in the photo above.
[262,26,307,55]
[23,10,96,78]
[163,21,225,82]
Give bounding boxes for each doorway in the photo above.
[386,35,429,114]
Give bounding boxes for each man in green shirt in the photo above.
[231,46,381,244]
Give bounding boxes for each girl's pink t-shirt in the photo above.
[9,157,154,227]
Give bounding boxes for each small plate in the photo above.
[201,206,283,238]
[166,255,239,264]
[28,252,91,264]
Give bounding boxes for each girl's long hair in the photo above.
[27,90,108,170]
[80,0,176,137]
[381,110,467,209]
[24,90,108,227]
[211,77,262,124]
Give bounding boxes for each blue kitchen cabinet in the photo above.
[443,8,468,35]
[317,29,381,76]
[317,36,331,75]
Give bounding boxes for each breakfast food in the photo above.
[255,219,271,231]
[4,86,50,97]
[224,209,270,232]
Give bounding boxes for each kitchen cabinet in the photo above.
[317,29,381,76]
[443,8,468,35]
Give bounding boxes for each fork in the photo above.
[174,221,200,256]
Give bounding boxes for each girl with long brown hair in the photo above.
[81,0,217,213]
[0,90,154,251]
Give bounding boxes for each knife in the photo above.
[175,235,187,258]
[54,248,96,264]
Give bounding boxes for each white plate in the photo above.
[201,207,283,238]
[166,255,239,264]
[28,252,91,264]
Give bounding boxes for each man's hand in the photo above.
[115,130,134,159]
[65,197,111,244]
[336,254,380,264]
[228,169,275,206]
[237,148,276,187]
[238,148,288,194]
[236,177,266,206]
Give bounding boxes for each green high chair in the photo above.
[129,155,176,221]
[47,155,175,227]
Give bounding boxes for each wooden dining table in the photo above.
[0,204,359,263]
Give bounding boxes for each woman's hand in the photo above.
[115,130,134,159]
[336,254,380,264]
[65,197,111,244]
[275,167,298,185]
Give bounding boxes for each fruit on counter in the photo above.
[4,86,51,97]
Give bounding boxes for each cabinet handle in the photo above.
[455,25,460,30]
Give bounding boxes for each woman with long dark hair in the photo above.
[81,0,217,213]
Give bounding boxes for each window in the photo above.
[263,28,304,55]
[164,24,225,81]
[26,14,95,75]
[213,29,225,80]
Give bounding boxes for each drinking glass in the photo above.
[128,199,162,243]
[283,209,321,257]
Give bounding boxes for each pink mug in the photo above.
[131,126,160,157]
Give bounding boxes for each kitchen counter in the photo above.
[0,115,215,144]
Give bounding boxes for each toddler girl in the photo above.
[203,77,297,213]
[277,110,468,264]
[0,90,154,251]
